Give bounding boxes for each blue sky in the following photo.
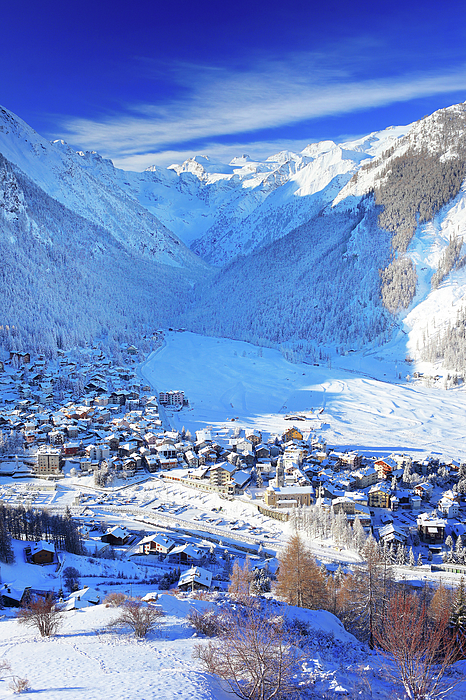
[2,0,466,169]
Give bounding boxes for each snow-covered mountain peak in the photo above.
[265,150,302,164]
[229,154,253,165]
[301,140,337,158]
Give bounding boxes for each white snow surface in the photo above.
[141,332,466,461]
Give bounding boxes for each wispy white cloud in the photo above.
[58,55,466,170]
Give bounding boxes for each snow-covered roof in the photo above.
[170,543,202,558]
[64,586,101,610]
[178,566,212,589]
[31,540,55,555]
[232,470,251,487]
[105,526,129,539]
[138,533,175,548]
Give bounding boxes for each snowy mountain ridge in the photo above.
[1,101,466,373]
[0,106,203,269]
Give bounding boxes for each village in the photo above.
[0,337,466,607]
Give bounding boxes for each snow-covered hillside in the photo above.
[0,106,204,269]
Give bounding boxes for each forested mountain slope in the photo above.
[1,102,466,370]
[0,153,211,350]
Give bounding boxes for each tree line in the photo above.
[0,503,83,564]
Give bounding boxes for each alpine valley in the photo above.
[1,101,466,376]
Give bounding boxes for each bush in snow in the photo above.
[16,595,64,638]
[104,592,128,608]
[108,598,164,638]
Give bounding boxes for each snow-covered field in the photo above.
[0,592,387,700]
[140,332,466,461]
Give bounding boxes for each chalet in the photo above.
[377,523,408,546]
[62,441,81,457]
[281,427,303,443]
[177,566,212,592]
[49,430,65,445]
[368,482,391,509]
[438,496,459,518]
[232,469,252,493]
[144,432,158,446]
[86,443,110,461]
[159,456,178,470]
[245,430,262,446]
[195,429,212,443]
[442,489,461,504]
[209,462,236,487]
[198,445,218,464]
[339,451,363,470]
[374,457,397,480]
[414,482,434,501]
[282,446,304,467]
[109,391,126,406]
[0,583,31,607]
[184,450,199,468]
[9,351,31,366]
[409,494,422,510]
[155,444,177,459]
[29,541,55,565]
[168,543,203,565]
[417,513,446,544]
[137,533,175,555]
[353,503,372,526]
[66,425,79,438]
[119,440,140,457]
[159,390,185,406]
[255,444,270,460]
[332,497,355,515]
[101,526,131,545]
[188,465,210,480]
[105,434,120,451]
[144,455,160,472]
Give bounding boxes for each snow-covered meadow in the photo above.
[140,332,466,461]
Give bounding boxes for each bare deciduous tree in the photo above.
[340,538,394,647]
[16,595,63,637]
[375,589,462,699]
[108,598,164,638]
[194,606,306,700]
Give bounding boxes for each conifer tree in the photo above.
[0,518,14,564]
[228,558,253,602]
[352,516,366,553]
[429,581,454,626]
[451,577,466,633]
[275,534,328,610]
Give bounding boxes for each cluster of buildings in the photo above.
[1,346,463,553]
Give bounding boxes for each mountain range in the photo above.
[0,102,465,373]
